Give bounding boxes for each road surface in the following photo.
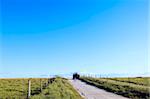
[69,79,129,99]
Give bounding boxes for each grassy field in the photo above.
[79,77,150,99]
[0,77,82,99]
[108,77,149,86]
[0,78,50,99]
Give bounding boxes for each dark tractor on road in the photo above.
[73,73,80,80]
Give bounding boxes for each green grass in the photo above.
[108,77,150,86]
[31,77,82,99]
[79,77,150,99]
[0,77,82,99]
[0,78,49,99]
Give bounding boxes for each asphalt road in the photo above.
[69,79,129,99]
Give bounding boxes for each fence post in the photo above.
[40,79,42,92]
[28,79,31,98]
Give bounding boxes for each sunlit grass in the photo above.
[79,77,150,99]
[0,77,82,99]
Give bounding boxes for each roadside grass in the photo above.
[31,77,83,99]
[79,77,150,99]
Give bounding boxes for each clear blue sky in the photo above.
[0,0,148,77]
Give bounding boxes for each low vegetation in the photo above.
[0,78,49,99]
[31,77,82,99]
[79,77,150,99]
[108,77,150,86]
[0,77,82,99]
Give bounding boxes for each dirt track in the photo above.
[69,79,129,99]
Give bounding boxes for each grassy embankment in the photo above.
[31,77,82,99]
[0,77,82,99]
[79,77,150,99]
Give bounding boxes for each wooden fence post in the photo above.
[28,79,31,98]
[40,79,42,92]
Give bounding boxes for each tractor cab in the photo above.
[73,73,80,80]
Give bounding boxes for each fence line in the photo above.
[27,78,52,98]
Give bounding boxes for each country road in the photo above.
[69,79,129,99]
